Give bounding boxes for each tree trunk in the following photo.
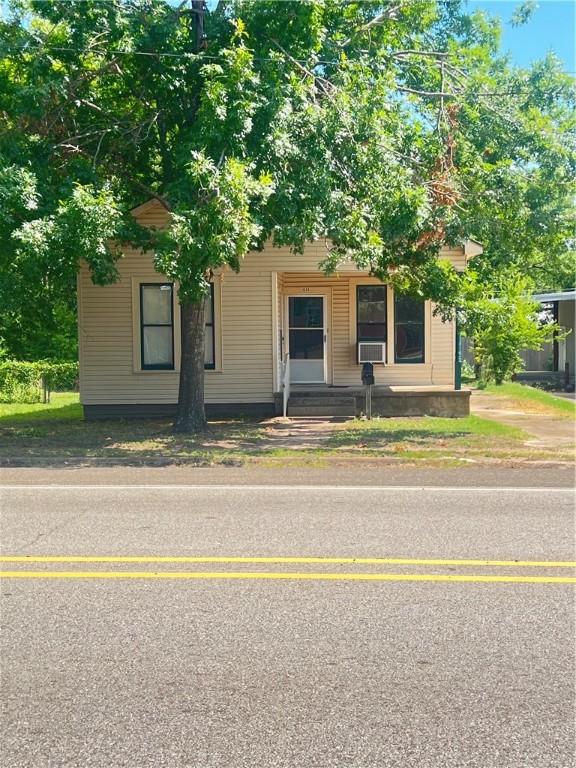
[174,301,207,433]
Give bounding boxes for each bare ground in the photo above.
[469,390,575,449]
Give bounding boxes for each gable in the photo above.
[130,198,171,229]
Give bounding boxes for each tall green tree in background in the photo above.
[1,0,574,428]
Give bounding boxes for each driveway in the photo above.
[469,390,575,449]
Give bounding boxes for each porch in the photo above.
[273,272,461,414]
[274,385,470,418]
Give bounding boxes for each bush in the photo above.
[40,362,79,392]
[461,273,559,386]
[461,360,475,380]
[0,361,79,403]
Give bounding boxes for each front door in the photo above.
[287,295,326,383]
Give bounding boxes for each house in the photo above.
[515,290,575,390]
[78,199,483,419]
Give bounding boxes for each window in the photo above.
[394,295,424,363]
[204,283,215,369]
[140,283,174,369]
[357,285,386,341]
[139,281,216,372]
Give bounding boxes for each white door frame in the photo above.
[285,293,327,384]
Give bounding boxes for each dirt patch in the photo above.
[258,416,349,450]
[469,390,575,449]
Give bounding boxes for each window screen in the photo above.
[357,285,386,341]
[394,295,424,363]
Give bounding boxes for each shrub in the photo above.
[461,273,560,386]
[0,361,79,403]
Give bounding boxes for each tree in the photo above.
[459,269,560,384]
[1,0,574,427]
[0,173,121,362]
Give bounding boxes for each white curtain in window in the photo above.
[142,285,172,324]
[143,326,173,366]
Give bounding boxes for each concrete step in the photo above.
[287,405,356,417]
[287,396,356,417]
[288,396,355,408]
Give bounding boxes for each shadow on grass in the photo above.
[0,405,528,465]
[0,409,273,464]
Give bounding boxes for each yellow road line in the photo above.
[1,571,574,583]
[1,556,575,567]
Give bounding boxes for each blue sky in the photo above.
[3,0,573,73]
[470,0,575,70]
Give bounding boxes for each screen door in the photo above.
[287,296,326,383]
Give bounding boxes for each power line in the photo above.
[6,43,574,97]
[9,43,336,65]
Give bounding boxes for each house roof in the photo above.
[130,198,169,217]
[127,200,485,262]
[532,290,576,303]
[463,239,483,257]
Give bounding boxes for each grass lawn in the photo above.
[0,393,82,421]
[0,390,571,466]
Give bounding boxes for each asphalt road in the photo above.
[1,468,575,768]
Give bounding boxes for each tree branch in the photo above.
[397,85,461,98]
[57,142,171,211]
[268,38,334,98]
[392,49,452,59]
[339,2,406,46]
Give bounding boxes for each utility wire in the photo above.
[6,43,574,97]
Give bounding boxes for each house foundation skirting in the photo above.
[273,389,471,418]
[83,391,470,420]
[83,403,276,420]
[354,390,470,418]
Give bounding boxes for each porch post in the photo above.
[271,272,280,393]
[455,311,462,391]
[455,271,464,391]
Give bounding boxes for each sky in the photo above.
[2,0,574,73]
[470,0,575,71]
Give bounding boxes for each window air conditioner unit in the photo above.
[358,342,386,364]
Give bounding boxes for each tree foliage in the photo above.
[460,270,560,384]
[0,0,574,425]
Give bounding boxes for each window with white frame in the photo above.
[140,283,175,369]
[357,285,387,342]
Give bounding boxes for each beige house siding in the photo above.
[79,249,180,404]
[281,273,455,387]
[79,200,465,406]
[430,310,455,386]
[440,247,467,272]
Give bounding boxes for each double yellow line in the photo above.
[1,556,575,583]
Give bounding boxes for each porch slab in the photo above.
[275,387,471,418]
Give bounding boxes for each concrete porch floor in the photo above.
[275,385,470,417]
[289,384,456,393]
